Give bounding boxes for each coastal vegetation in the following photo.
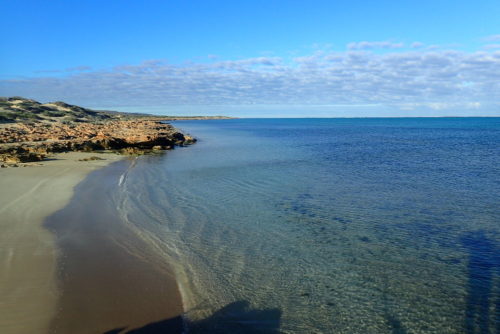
[0,97,111,123]
[0,97,232,123]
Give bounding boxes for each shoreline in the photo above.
[0,152,124,333]
[44,156,184,333]
[0,151,184,334]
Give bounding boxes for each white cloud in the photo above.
[1,47,500,115]
[483,34,500,42]
[483,44,500,50]
[34,65,92,74]
[347,41,405,50]
[65,66,92,72]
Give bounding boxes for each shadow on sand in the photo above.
[461,231,499,334]
[103,300,282,334]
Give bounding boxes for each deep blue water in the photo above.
[117,118,499,333]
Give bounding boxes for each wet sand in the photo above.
[0,152,123,334]
[44,158,184,334]
[0,152,184,334]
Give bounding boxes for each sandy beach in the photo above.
[44,156,184,334]
[0,152,182,334]
[0,98,194,334]
[0,152,123,333]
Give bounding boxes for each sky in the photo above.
[1,0,500,117]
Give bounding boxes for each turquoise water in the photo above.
[116,118,499,333]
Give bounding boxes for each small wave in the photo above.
[118,156,139,187]
[118,174,126,186]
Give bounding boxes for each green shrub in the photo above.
[0,114,14,123]
[42,110,65,117]
[15,111,41,120]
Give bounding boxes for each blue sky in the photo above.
[1,0,500,117]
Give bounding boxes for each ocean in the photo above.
[112,118,498,333]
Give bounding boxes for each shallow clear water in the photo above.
[116,118,499,333]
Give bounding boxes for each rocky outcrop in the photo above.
[0,117,196,164]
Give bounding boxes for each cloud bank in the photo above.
[1,43,500,115]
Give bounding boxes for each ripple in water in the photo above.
[116,118,500,333]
